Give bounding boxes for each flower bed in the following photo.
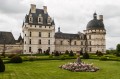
[59,62,99,72]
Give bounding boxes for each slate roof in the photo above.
[55,32,86,40]
[17,34,23,43]
[86,13,105,30]
[25,9,55,26]
[0,32,16,44]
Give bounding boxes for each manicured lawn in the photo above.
[0,59,120,79]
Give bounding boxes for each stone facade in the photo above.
[22,4,106,54]
[0,32,23,54]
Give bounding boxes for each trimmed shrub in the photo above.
[99,56,107,61]
[69,50,74,56]
[80,50,83,55]
[0,58,5,72]
[10,56,22,63]
[54,51,60,56]
[60,55,65,60]
[8,54,16,58]
[65,50,69,54]
[116,52,120,57]
[28,56,36,61]
[44,50,50,55]
[96,51,103,57]
[49,55,53,58]
[83,52,89,59]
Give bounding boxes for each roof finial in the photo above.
[93,11,97,19]
[58,27,60,32]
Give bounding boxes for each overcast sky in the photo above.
[0,0,120,49]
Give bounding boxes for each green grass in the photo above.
[0,59,120,79]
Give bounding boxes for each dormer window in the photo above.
[38,14,43,24]
[47,16,52,24]
[29,14,33,23]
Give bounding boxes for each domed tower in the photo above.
[84,12,106,53]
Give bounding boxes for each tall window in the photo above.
[48,47,50,51]
[29,39,31,44]
[74,41,76,45]
[24,41,26,44]
[29,17,33,23]
[39,25,41,28]
[89,41,91,45]
[48,33,50,37]
[39,18,42,22]
[81,41,83,45]
[29,47,31,52]
[30,32,31,37]
[60,41,63,45]
[39,39,41,44]
[30,18,32,21]
[89,35,91,39]
[48,40,50,45]
[39,32,41,37]
[89,47,91,52]
[47,17,51,24]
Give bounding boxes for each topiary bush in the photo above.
[96,51,103,57]
[28,56,36,61]
[83,52,89,59]
[65,50,69,54]
[80,50,83,55]
[99,56,107,61]
[116,52,120,57]
[10,56,22,63]
[54,51,60,56]
[0,58,5,72]
[8,54,16,58]
[60,55,65,60]
[44,50,50,55]
[49,54,53,58]
[69,50,74,56]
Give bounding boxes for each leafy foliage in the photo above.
[65,50,69,54]
[0,58,5,72]
[83,52,89,59]
[10,56,22,63]
[96,50,103,57]
[99,56,107,61]
[44,50,50,55]
[54,51,60,56]
[8,54,16,58]
[69,50,74,56]
[116,44,120,56]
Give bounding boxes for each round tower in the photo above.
[85,12,106,53]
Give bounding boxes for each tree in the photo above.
[65,50,69,54]
[0,58,5,72]
[116,44,120,56]
[116,44,120,52]
[69,50,74,56]
[83,52,89,59]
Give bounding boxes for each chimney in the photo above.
[31,4,36,13]
[43,6,47,14]
[99,15,103,21]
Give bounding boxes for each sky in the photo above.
[0,0,120,49]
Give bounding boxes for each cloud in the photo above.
[0,0,28,14]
